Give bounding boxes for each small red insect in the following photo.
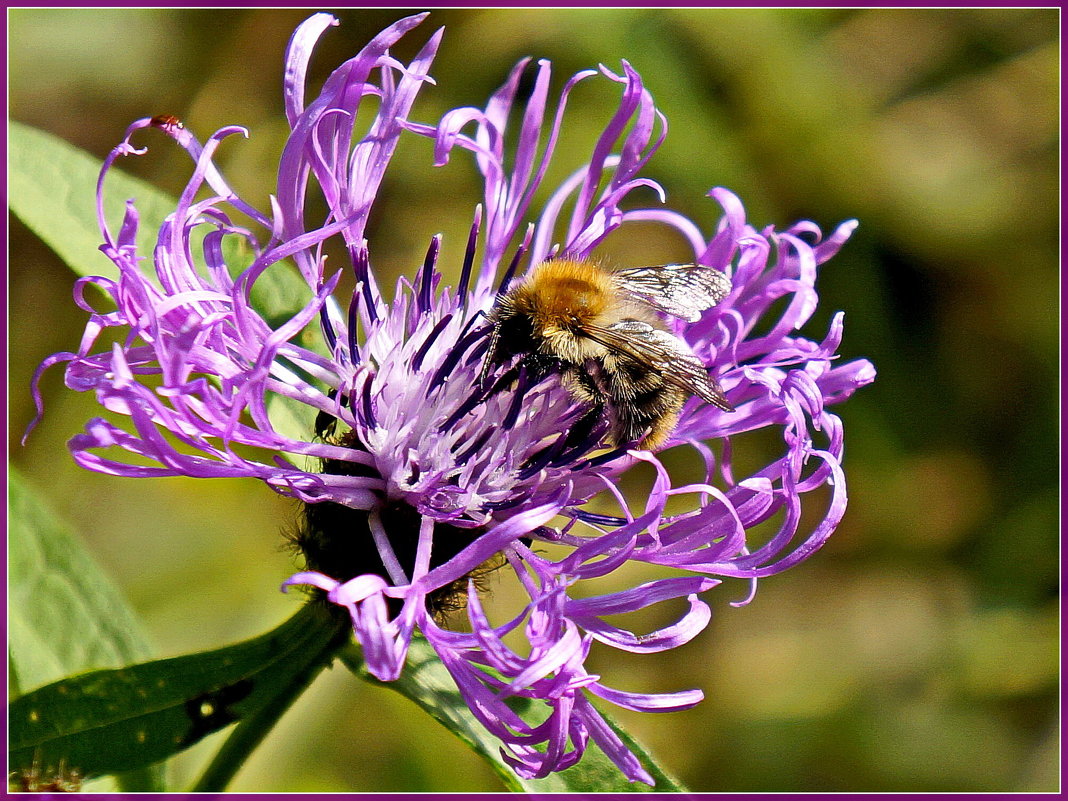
[150,114,184,131]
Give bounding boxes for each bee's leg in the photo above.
[567,405,606,449]
[613,384,687,450]
[611,403,648,447]
[483,354,555,400]
[599,359,652,447]
[562,366,608,448]
[315,387,349,440]
[523,352,563,384]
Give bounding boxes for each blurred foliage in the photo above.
[8,7,1058,793]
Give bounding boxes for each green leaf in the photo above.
[8,119,178,280]
[266,392,317,455]
[7,466,166,792]
[10,120,326,447]
[8,120,313,324]
[8,601,351,784]
[343,636,685,792]
[601,710,685,791]
[7,467,154,695]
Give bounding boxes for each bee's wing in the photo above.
[586,321,734,411]
[613,264,732,322]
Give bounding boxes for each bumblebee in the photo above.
[481,258,734,450]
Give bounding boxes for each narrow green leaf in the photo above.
[8,601,350,782]
[342,636,685,792]
[7,466,154,693]
[8,466,166,791]
[9,120,313,323]
[266,393,317,455]
[600,709,686,791]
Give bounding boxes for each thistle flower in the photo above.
[29,12,875,785]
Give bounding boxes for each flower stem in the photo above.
[190,601,352,792]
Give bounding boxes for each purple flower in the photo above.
[29,13,875,785]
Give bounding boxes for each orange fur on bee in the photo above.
[511,260,613,318]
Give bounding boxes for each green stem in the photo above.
[190,602,352,792]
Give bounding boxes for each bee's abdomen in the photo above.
[612,384,687,448]
[576,356,687,448]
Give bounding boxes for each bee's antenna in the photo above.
[478,323,501,388]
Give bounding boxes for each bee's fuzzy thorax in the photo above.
[514,259,616,327]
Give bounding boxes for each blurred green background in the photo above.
[8,7,1059,793]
